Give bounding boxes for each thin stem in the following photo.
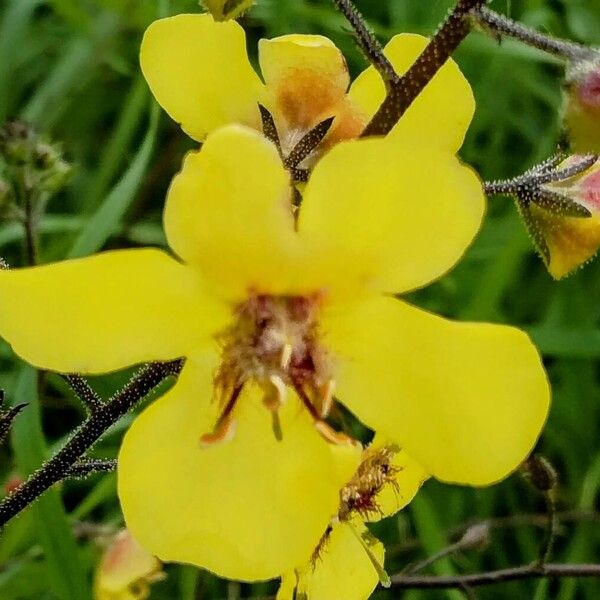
[472,7,597,62]
[362,0,486,137]
[331,0,399,88]
[537,491,557,567]
[66,458,116,479]
[0,360,182,527]
[390,564,600,590]
[63,374,103,414]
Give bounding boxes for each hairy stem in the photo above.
[331,0,398,88]
[472,7,597,62]
[0,360,182,527]
[362,0,486,137]
[390,563,600,590]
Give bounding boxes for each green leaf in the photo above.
[67,101,160,258]
[9,367,90,600]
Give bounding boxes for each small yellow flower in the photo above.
[278,444,428,600]
[94,529,163,600]
[526,156,600,278]
[140,13,475,177]
[0,121,549,580]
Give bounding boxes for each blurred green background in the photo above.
[1,0,600,598]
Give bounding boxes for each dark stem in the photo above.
[390,564,600,590]
[63,374,103,414]
[0,360,182,527]
[66,458,116,479]
[331,0,399,88]
[362,0,486,137]
[472,7,597,62]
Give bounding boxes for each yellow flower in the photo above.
[94,529,163,600]
[0,120,549,580]
[140,13,475,178]
[278,443,428,600]
[525,156,600,278]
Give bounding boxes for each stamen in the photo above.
[199,385,243,448]
[319,380,335,418]
[285,116,335,169]
[280,343,293,370]
[199,416,237,447]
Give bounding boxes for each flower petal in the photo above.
[324,295,550,485]
[259,35,350,131]
[0,249,223,373]
[348,34,475,152]
[118,356,359,581]
[278,520,383,600]
[140,14,264,141]
[298,136,484,296]
[164,125,301,299]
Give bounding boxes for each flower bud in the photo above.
[201,0,254,21]
[94,529,163,600]
[523,454,558,493]
[563,56,600,153]
[523,156,600,278]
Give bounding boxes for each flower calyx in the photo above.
[259,104,335,183]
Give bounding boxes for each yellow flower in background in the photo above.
[525,156,600,278]
[140,13,475,179]
[0,118,549,580]
[94,529,163,600]
[278,444,428,600]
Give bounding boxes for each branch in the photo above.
[362,0,486,137]
[390,563,600,590]
[65,458,116,479]
[472,7,597,62]
[0,359,182,527]
[62,374,103,414]
[331,0,399,88]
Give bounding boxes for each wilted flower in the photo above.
[278,443,428,600]
[94,529,163,600]
[523,155,600,278]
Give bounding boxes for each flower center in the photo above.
[201,294,349,446]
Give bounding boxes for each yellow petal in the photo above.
[259,35,350,130]
[367,445,428,522]
[280,520,384,600]
[0,249,224,373]
[324,295,550,485]
[164,125,302,300]
[118,355,359,581]
[298,136,484,296]
[141,14,264,141]
[348,33,475,152]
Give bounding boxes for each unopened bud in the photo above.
[523,454,558,493]
[94,529,164,600]
[523,156,600,278]
[458,522,491,551]
[563,56,600,153]
[41,158,72,193]
[201,0,254,21]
